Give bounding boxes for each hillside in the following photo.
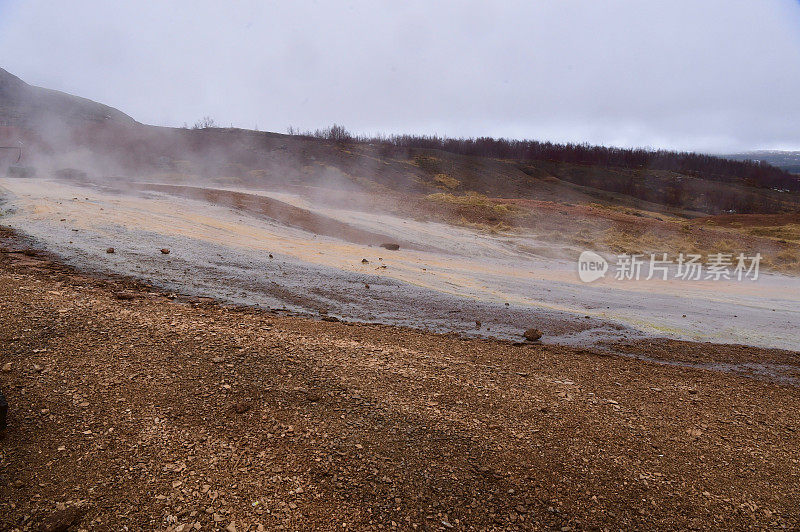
[0,67,135,130]
[2,69,800,532]
[1,67,800,273]
[1,67,798,217]
[723,150,800,176]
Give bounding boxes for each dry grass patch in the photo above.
[432,173,460,189]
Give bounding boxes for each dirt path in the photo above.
[0,229,798,530]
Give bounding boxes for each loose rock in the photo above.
[40,507,83,532]
[523,328,543,342]
[232,402,250,414]
[113,292,136,301]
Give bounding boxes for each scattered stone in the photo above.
[33,364,43,372]
[160,248,170,254]
[523,328,543,342]
[106,247,115,254]
[212,356,225,363]
[380,243,400,251]
[1,362,11,372]
[40,507,83,532]
[114,292,136,301]
[361,258,369,264]
[305,392,323,403]
[322,316,340,322]
[232,402,250,414]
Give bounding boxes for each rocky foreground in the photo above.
[0,229,798,531]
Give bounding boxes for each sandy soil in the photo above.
[0,228,799,531]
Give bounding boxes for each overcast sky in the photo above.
[1,0,799,152]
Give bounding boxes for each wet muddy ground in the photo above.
[1,176,799,351]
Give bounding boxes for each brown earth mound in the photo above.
[142,184,424,251]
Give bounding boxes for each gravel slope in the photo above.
[0,229,799,530]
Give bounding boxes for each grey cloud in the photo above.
[1,0,799,151]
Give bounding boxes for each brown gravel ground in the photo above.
[0,230,799,531]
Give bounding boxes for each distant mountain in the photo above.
[722,151,800,175]
[0,67,135,130]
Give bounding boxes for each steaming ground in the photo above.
[1,176,799,351]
